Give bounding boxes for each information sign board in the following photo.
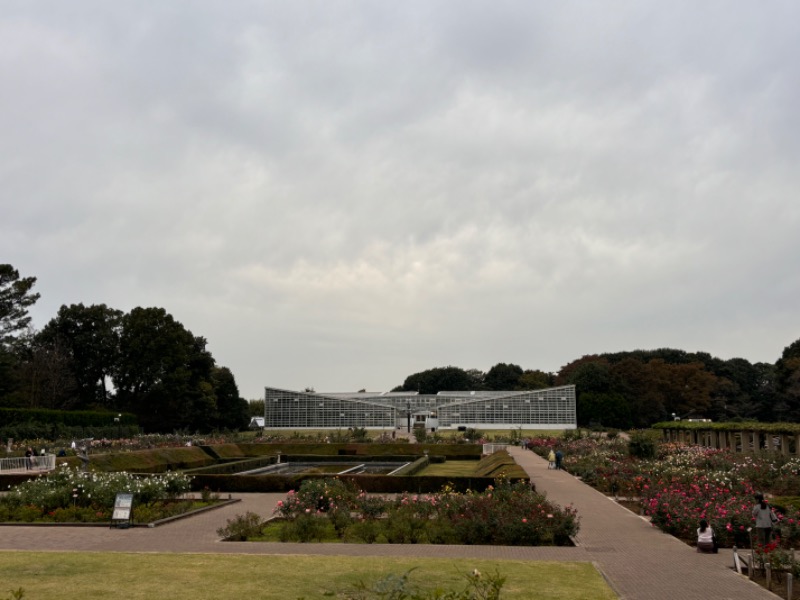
[111,493,134,528]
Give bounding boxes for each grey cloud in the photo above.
[2,1,799,397]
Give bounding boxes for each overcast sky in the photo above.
[2,2,799,399]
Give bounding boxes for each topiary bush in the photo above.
[628,432,657,459]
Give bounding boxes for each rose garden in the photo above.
[5,429,800,597]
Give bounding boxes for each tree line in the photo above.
[0,264,249,433]
[4,263,799,432]
[393,346,800,429]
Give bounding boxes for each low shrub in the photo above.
[628,432,657,459]
[263,477,578,546]
[216,511,263,541]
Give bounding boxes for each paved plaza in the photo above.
[0,447,778,599]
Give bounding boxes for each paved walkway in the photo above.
[507,447,774,600]
[0,448,776,600]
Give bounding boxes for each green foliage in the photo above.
[248,399,265,416]
[211,366,250,431]
[578,392,632,429]
[561,429,586,443]
[76,446,215,473]
[0,406,139,446]
[350,427,371,443]
[0,264,39,347]
[484,363,523,391]
[348,518,381,543]
[771,496,800,514]
[627,432,657,459]
[281,513,330,542]
[216,511,263,541]
[517,369,553,390]
[268,478,578,546]
[2,589,25,600]
[37,303,122,409]
[398,366,473,394]
[344,568,506,600]
[462,428,483,443]
[653,421,800,434]
[473,451,528,478]
[1,465,192,517]
[0,407,137,427]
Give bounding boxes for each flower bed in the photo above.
[0,465,202,524]
[529,434,800,549]
[254,477,579,545]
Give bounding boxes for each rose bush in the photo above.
[270,477,579,546]
[531,435,800,550]
[0,465,194,522]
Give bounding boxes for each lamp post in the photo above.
[406,401,411,434]
[114,415,121,439]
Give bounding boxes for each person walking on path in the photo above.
[554,449,564,470]
[696,519,716,553]
[547,449,556,469]
[752,493,778,546]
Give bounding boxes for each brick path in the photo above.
[507,447,774,600]
[0,448,777,599]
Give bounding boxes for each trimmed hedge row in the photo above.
[389,456,429,476]
[185,454,443,476]
[653,421,800,434]
[474,451,528,478]
[190,473,522,494]
[0,407,137,427]
[0,423,139,442]
[184,456,276,475]
[236,443,482,458]
[57,446,215,474]
[200,444,246,460]
[44,444,481,476]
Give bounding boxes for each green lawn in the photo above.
[417,460,479,476]
[0,551,617,599]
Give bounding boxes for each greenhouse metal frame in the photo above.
[263,385,576,430]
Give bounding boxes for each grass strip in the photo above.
[0,551,616,599]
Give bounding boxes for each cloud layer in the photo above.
[3,2,799,397]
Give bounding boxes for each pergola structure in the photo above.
[660,426,800,455]
[263,385,577,430]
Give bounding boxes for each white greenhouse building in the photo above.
[263,385,576,431]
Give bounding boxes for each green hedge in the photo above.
[57,446,215,474]
[186,454,439,476]
[0,408,137,427]
[389,456,429,476]
[51,445,470,476]
[200,444,246,460]
[474,451,528,478]
[0,408,139,442]
[191,473,521,494]
[184,456,276,475]
[235,442,482,458]
[653,421,800,434]
[0,473,42,488]
[0,423,139,442]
